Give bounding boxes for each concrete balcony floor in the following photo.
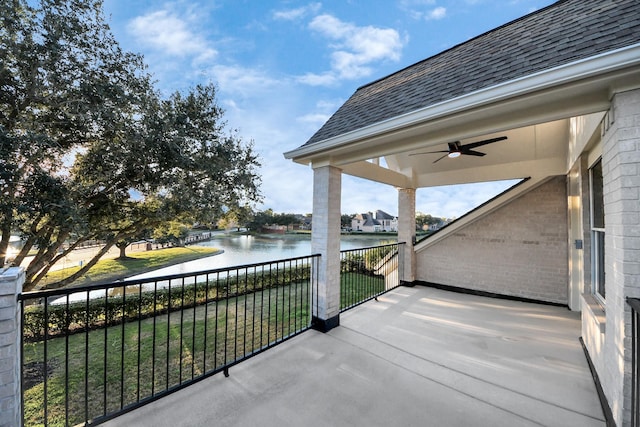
[105,286,605,427]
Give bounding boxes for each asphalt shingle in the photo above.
[303,0,640,146]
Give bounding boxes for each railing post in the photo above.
[634,304,638,427]
[629,298,640,427]
[398,242,405,284]
[0,267,25,427]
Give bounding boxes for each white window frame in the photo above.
[590,158,605,303]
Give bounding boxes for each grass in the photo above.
[23,271,389,426]
[38,246,220,288]
[340,272,385,310]
[23,283,311,426]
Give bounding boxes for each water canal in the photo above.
[52,233,396,304]
[126,232,396,281]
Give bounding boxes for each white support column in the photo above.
[398,188,416,283]
[311,165,342,331]
[0,267,24,427]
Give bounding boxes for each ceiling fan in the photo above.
[409,136,508,163]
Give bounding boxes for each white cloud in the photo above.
[339,178,519,218]
[273,2,322,21]
[341,177,398,215]
[211,65,281,97]
[297,113,331,126]
[303,14,404,85]
[297,71,337,86]
[400,1,447,21]
[426,6,447,20]
[316,99,343,111]
[204,66,321,214]
[127,10,217,62]
[416,180,519,218]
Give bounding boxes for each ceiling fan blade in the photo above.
[462,136,507,150]
[409,150,449,156]
[448,141,461,151]
[432,154,449,163]
[409,136,505,159]
[461,149,486,157]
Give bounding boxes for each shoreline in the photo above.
[34,231,404,290]
[37,246,223,290]
[102,248,225,285]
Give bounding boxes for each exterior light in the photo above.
[448,151,461,158]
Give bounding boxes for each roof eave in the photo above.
[284,43,640,165]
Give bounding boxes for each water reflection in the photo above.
[126,233,394,280]
[51,233,395,305]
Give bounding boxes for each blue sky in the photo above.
[102,0,555,218]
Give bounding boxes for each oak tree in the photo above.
[1,0,261,289]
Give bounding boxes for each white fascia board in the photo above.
[283,43,640,161]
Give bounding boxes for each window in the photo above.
[590,158,605,301]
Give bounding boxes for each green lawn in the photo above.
[23,283,310,426]
[23,271,389,426]
[340,272,385,309]
[39,246,219,288]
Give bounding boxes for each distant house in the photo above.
[374,210,397,232]
[427,220,449,232]
[297,215,312,230]
[352,210,398,232]
[260,224,286,234]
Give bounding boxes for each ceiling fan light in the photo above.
[448,151,461,158]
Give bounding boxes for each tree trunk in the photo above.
[12,212,47,266]
[29,239,116,290]
[25,228,64,279]
[117,243,127,259]
[12,233,36,267]
[0,221,12,266]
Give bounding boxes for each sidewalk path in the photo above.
[20,242,149,272]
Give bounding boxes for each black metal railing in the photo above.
[340,243,404,311]
[19,254,319,426]
[629,297,640,427]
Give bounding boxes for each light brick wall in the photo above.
[0,268,24,427]
[597,89,640,427]
[311,165,342,322]
[398,188,416,282]
[416,176,569,304]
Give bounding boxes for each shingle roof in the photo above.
[304,0,640,146]
[355,213,380,227]
[375,210,395,220]
[363,213,378,227]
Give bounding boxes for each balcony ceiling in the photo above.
[341,119,571,188]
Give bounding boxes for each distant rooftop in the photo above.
[304,0,640,146]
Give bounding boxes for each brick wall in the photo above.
[0,268,24,427]
[416,176,568,304]
[598,88,640,427]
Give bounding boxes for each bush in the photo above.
[22,265,312,341]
